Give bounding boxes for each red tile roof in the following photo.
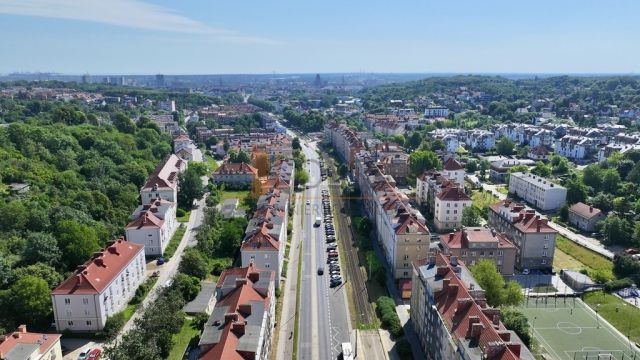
[443,157,464,171]
[569,202,603,219]
[441,228,515,249]
[433,254,522,360]
[142,154,185,191]
[214,162,258,176]
[0,325,61,359]
[242,225,280,251]
[528,146,549,156]
[394,213,430,235]
[490,200,556,234]
[436,186,471,201]
[125,210,165,229]
[52,239,144,295]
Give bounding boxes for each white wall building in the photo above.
[508,172,567,211]
[140,154,187,204]
[125,198,178,256]
[51,239,146,332]
[433,186,472,232]
[424,107,449,118]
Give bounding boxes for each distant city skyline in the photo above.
[1,0,639,74]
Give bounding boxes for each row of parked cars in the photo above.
[318,189,342,288]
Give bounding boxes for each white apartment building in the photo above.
[466,130,496,151]
[442,134,459,153]
[240,226,282,287]
[508,172,567,211]
[51,239,146,332]
[140,154,187,204]
[125,198,178,256]
[554,135,594,161]
[433,186,472,232]
[424,107,449,118]
[442,158,465,185]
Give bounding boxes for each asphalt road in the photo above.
[297,141,351,360]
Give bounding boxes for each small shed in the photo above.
[183,282,217,316]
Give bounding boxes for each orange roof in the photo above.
[242,225,280,251]
[214,162,258,176]
[436,186,471,201]
[52,239,144,295]
[0,325,61,359]
[126,210,165,229]
[142,154,185,191]
[441,228,515,249]
[394,213,430,235]
[443,157,464,171]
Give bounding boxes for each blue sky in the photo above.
[1,0,639,74]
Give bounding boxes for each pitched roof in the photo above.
[0,325,61,360]
[528,146,549,155]
[436,186,471,201]
[394,213,430,235]
[241,225,280,251]
[213,162,258,176]
[142,154,185,191]
[443,157,464,171]
[52,239,144,295]
[126,210,165,230]
[490,200,557,234]
[569,202,603,219]
[441,228,515,249]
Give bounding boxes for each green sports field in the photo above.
[519,297,640,360]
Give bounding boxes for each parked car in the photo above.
[88,349,102,360]
[317,267,324,275]
[78,348,92,360]
[156,257,165,265]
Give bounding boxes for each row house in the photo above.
[51,239,146,332]
[597,143,640,162]
[323,122,363,169]
[529,129,555,148]
[0,325,62,360]
[424,106,450,118]
[198,264,275,360]
[439,228,516,275]
[466,130,496,151]
[488,200,557,271]
[269,159,295,195]
[356,155,430,279]
[433,186,472,232]
[211,162,259,187]
[411,254,534,360]
[415,170,457,215]
[196,126,234,143]
[554,135,595,161]
[508,172,567,211]
[140,154,187,205]
[125,197,178,256]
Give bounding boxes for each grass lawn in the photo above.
[205,155,219,172]
[167,318,200,360]
[556,235,614,281]
[584,291,640,344]
[471,190,499,214]
[177,210,191,223]
[553,247,587,272]
[164,226,187,260]
[221,190,249,200]
[123,304,137,321]
[496,186,509,195]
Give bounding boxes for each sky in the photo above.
[1,0,639,75]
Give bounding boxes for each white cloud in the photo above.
[0,0,278,43]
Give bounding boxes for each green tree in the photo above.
[23,232,62,267]
[406,132,422,150]
[503,280,524,306]
[501,308,531,346]
[112,112,136,134]
[601,169,621,194]
[550,154,570,174]
[292,137,301,150]
[461,206,482,227]
[337,163,349,177]
[6,276,52,329]
[178,167,205,209]
[582,164,603,190]
[471,259,506,306]
[173,273,201,302]
[565,178,588,205]
[12,263,64,289]
[56,220,101,269]
[531,161,552,177]
[409,150,442,176]
[179,248,209,279]
[599,215,634,246]
[496,137,515,156]
[294,169,309,187]
[0,257,11,289]
[465,160,478,173]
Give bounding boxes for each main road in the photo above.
[297,140,351,360]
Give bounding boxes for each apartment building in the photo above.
[433,186,472,232]
[0,325,62,360]
[508,172,567,211]
[466,130,496,151]
[488,200,557,271]
[379,153,410,184]
[568,202,605,232]
[442,157,465,185]
[439,228,516,275]
[125,197,177,256]
[415,170,457,214]
[527,146,550,161]
[140,154,187,204]
[198,264,275,360]
[324,122,364,169]
[424,106,450,118]
[51,239,146,332]
[411,254,533,360]
[355,154,430,279]
[211,162,259,187]
[242,205,288,287]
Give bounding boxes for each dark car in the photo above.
[317,267,324,275]
[156,257,165,265]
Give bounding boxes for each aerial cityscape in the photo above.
[1,1,640,360]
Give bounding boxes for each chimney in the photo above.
[232,321,246,336]
[507,343,521,357]
[437,266,449,276]
[238,304,252,316]
[235,278,248,287]
[537,219,541,232]
[224,312,239,324]
[448,283,459,295]
[107,245,119,255]
[106,240,116,247]
[248,272,260,283]
[17,325,27,333]
[442,278,450,292]
[498,331,511,342]
[95,258,105,267]
[493,314,500,326]
[589,205,593,213]
[449,232,455,241]
[450,256,458,267]
[76,274,83,285]
[457,298,473,310]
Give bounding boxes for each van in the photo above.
[314,217,322,226]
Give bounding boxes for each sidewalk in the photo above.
[275,193,302,360]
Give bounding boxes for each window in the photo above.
[86,321,92,326]
[148,194,152,198]
[498,251,503,256]
[265,264,270,268]
[64,298,71,304]
[471,251,476,256]
[67,321,74,326]
[453,210,458,214]
[404,254,409,260]
[404,263,409,267]
[541,259,547,265]
[462,251,467,257]
[250,255,255,260]
[85,309,90,316]
[403,271,409,276]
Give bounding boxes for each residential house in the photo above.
[488,200,557,271]
[433,186,472,232]
[508,172,567,211]
[125,197,178,256]
[527,146,550,161]
[415,170,457,214]
[0,325,62,360]
[489,159,521,183]
[241,225,282,287]
[568,202,605,232]
[411,254,533,360]
[198,264,275,360]
[51,239,146,332]
[466,130,496,151]
[442,157,465,185]
[554,136,595,162]
[439,228,516,275]
[211,162,259,187]
[140,154,187,204]
[324,122,364,169]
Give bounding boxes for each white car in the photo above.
[522,268,530,275]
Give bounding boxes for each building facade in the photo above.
[211,162,259,187]
[439,228,516,275]
[125,198,177,256]
[140,154,187,204]
[433,186,472,232]
[568,202,605,232]
[508,172,567,211]
[0,325,62,360]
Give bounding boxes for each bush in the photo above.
[210,257,233,276]
[396,338,413,360]
[604,277,634,292]
[130,278,155,305]
[192,312,209,331]
[176,208,186,217]
[375,296,404,338]
[100,312,126,339]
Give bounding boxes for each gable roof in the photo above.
[0,325,61,360]
[441,228,515,250]
[443,157,464,171]
[436,186,471,201]
[52,239,144,295]
[569,202,603,219]
[214,162,258,176]
[241,225,280,251]
[142,154,185,191]
[126,210,165,230]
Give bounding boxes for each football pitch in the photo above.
[519,297,640,360]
